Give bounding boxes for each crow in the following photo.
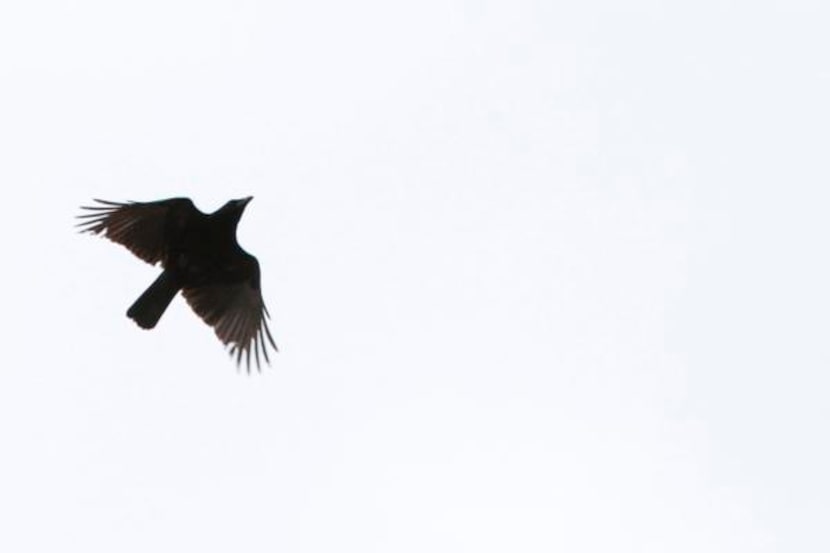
[78,197,277,371]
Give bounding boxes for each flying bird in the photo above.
[78,196,277,371]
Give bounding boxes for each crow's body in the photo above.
[78,197,277,371]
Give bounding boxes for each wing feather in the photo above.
[181,264,277,372]
[77,198,198,265]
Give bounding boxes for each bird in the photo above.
[77,196,277,371]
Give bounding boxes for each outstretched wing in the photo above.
[181,257,278,372]
[77,198,198,265]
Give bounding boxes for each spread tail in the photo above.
[127,271,180,329]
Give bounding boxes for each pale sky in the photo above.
[1,1,828,551]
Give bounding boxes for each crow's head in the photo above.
[218,196,253,227]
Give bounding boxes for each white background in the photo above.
[1,1,828,551]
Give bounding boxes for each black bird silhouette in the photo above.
[78,197,277,371]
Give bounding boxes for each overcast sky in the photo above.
[1,1,828,551]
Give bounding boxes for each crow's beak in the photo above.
[241,196,253,206]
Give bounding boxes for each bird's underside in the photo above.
[78,197,277,372]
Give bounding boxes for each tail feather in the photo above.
[127,271,180,329]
